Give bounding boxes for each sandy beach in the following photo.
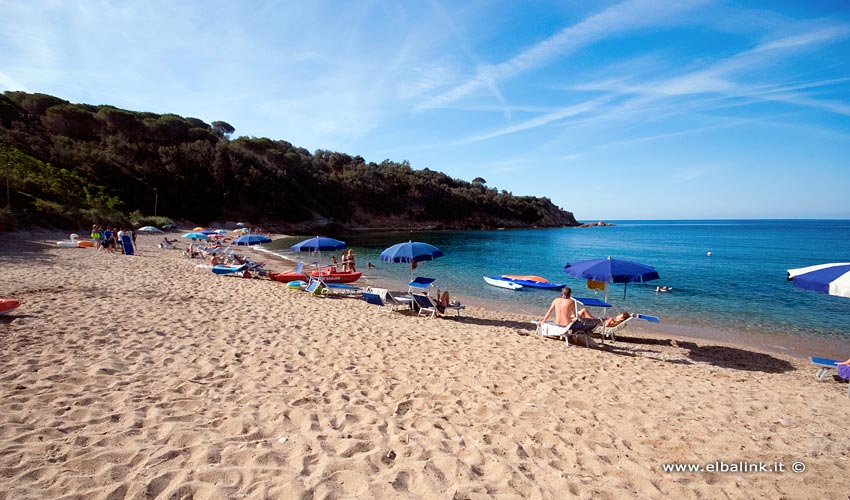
[1,230,848,499]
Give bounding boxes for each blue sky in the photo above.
[1,1,849,220]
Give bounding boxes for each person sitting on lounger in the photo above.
[578,308,631,327]
[835,357,850,383]
[434,290,451,316]
[538,287,576,326]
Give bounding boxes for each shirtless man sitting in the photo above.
[539,287,576,326]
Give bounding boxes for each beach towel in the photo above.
[121,234,134,255]
[587,279,606,291]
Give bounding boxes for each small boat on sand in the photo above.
[212,264,248,275]
[484,276,523,290]
[0,299,21,315]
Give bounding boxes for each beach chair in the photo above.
[811,357,839,380]
[411,293,465,318]
[536,318,600,347]
[597,313,660,342]
[362,292,393,313]
[810,358,850,397]
[325,283,362,296]
[367,288,411,312]
[411,293,438,318]
[408,277,436,294]
[304,278,328,297]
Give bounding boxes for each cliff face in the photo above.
[0,91,579,230]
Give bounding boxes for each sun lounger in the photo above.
[537,318,600,347]
[325,283,362,296]
[810,357,850,397]
[362,292,393,313]
[596,313,660,342]
[411,293,438,318]
[411,293,464,318]
[811,357,839,380]
[408,277,436,294]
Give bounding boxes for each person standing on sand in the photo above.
[347,249,356,273]
[539,287,576,326]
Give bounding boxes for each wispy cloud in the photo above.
[416,0,712,111]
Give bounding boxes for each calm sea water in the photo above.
[266,220,850,343]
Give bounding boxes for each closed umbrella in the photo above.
[564,256,660,300]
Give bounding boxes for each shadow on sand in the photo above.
[599,334,795,374]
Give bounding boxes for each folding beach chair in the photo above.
[411,293,438,318]
[362,292,393,313]
[304,278,328,297]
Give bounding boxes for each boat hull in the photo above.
[503,279,566,289]
[484,276,523,290]
[268,272,305,283]
[0,299,21,315]
[308,270,362,283]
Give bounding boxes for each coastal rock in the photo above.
[579,221,615,228]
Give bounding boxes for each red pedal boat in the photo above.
[268,272,306,283]
[308,267,362,283]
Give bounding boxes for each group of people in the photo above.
[91,224,136,254]
[330,249,357,272]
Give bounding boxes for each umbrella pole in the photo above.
[623,282,627,300]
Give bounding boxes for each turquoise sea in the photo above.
[266,220,850,351]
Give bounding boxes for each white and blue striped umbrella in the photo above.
[787,262,850,298]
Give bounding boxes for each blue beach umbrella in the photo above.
[290,236,347,271]
[234,234,272,246]
[380,241,444,272]
[182,232,208,240]
[564,256,660,300]
[787,263,850,298]
[290,236,347,252]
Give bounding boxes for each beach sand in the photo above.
[1,230,848,499]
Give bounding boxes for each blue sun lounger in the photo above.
[408,277,436,294]
[810,357,850,397]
